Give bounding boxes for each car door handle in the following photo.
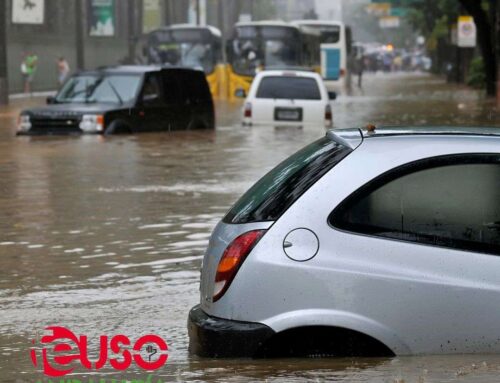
[283,241,293,248]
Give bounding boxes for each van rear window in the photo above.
[256,76,321,100]
[224,137,351,224]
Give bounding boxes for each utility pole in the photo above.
[75,0,85,70]
[128,0,142,63]
[0,0,8,105]
[196,0,200,25]
[218,0,225,40]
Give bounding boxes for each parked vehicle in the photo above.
[293,20,353,92]
[144,25,223,98]
[236,69,335,128]
[17,66,214,135]
[226,21,320,98]
[189,126,500,358]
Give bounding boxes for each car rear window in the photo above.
[224,137,351,224]
[256,76,321,100]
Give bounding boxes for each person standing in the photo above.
[21,53,38,94]
[57,57,70,87]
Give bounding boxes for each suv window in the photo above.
[330,155,500,255]
[142,74,162,105]
[256,76,321,100]
[162,72,182,105]
[224,137,351,224]
[178,70,212,102]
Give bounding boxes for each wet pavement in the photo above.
[0,72,499,382]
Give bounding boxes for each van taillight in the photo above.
[213,230,266,302]
[325,104,332,126]
[340,69,346,77]
[244,102,252,118]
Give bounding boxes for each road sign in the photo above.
[12,0,44,24]
[379,16,400,29]
[366,3,391,16]
[458,15,476,48]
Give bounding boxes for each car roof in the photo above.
[328,126,500,150]
[256,69,321,79]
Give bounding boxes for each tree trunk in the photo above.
[459,0,496,96]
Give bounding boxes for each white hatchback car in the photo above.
[189,126,500,358]
[237,70,335,128]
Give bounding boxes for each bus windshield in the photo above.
[146,29,218,74]
[304,24,341,44]
[230,26,300,76]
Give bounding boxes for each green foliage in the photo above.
[252,0,277,20]
[406,0,459,39]
[467,57,486,88]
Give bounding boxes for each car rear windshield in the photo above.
[256,76,321,100]
[224,137,351,224]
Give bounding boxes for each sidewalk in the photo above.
[9,90,56,100]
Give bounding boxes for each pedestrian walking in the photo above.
[57,57,70,86]
[354,53,365,88]
[21,53,38,94]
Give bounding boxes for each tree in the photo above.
[406,0,498,96]
[458,0,496,96]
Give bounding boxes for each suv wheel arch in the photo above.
[105,120,133,135]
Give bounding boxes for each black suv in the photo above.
[17,66,215,135]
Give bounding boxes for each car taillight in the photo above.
[213,230,266,302]
[325,104,332,127]
[244,102,252,118]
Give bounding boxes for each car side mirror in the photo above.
[234,88,246,98]
[328,91,337,101]
[46,96,56,104]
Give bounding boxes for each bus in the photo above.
[144,25,224,98]
[226,21,320,98]
[293,20,352,92]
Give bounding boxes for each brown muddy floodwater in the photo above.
[0,73,500,382]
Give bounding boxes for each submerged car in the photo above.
[189,126,500,358]
[17,66,214,135]
[235,69,336,128]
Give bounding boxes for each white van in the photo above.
[236,70,335,128]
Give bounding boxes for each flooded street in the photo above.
[1,73,500,382]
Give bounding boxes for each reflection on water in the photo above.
[0,73,499,382]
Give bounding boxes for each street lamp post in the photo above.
[75,0,85,71]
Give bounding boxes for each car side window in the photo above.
[141,74,162,106]
[330,155,500,255]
